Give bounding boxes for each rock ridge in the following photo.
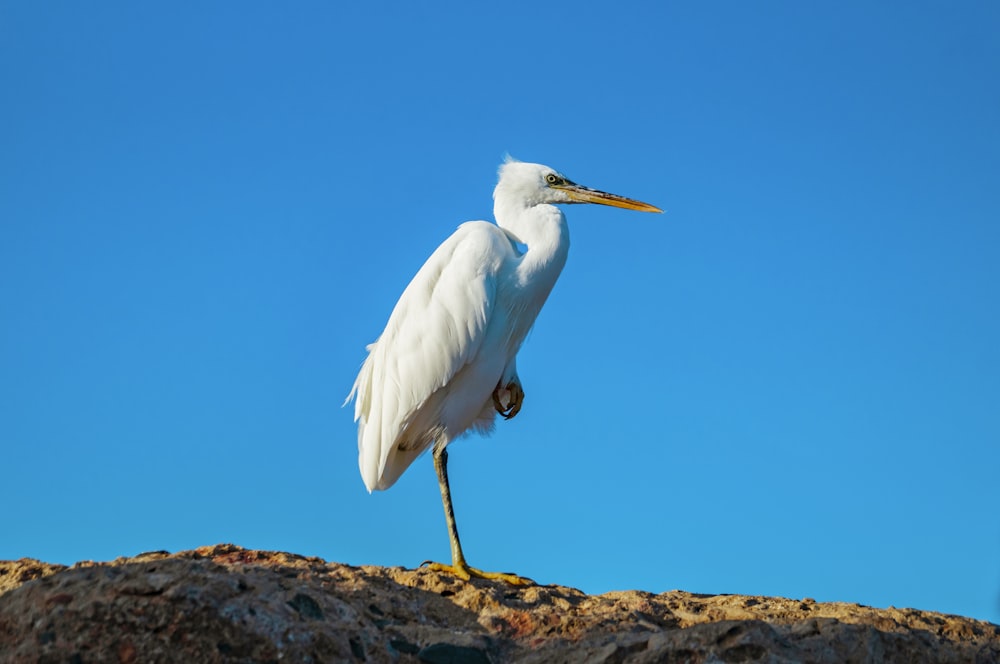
[0,544,997,663]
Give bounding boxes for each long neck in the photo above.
[494,197,570,299]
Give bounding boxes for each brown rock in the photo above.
[0,558,67,596]
[0,544,996,663]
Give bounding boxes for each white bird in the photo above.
[348,157,661,583]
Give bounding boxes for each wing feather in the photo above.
[349,222,513,491]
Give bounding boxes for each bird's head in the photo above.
[495,157,662,213]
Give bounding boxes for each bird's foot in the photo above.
[421,560,534,585]
[492,380,524,420]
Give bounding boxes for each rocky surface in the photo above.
[1,544,997,663]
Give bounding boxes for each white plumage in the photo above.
[347,157,660,582]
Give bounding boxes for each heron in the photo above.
[348,157,661,584]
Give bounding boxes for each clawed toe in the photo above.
[492,380,524,420]
[422,560,533,585]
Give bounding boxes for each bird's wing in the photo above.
[348,221,514,491]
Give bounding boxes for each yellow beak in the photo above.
[557,182,662,213]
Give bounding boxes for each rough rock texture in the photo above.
[1,545,997,663]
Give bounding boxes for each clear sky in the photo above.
[2,2,998,624]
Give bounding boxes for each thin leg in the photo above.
[421,444,532,585]
[434,445,468,569]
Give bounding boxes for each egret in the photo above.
[348,157,661,584]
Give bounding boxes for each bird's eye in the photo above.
[545,174,560,185]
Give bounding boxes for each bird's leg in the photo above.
[421,444,533,585]
[433,445,468,571]
[492,378,524,420]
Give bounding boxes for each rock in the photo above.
[0,544,996,663]
[0,558,66,596]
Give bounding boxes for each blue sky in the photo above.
[2,3,998,624]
